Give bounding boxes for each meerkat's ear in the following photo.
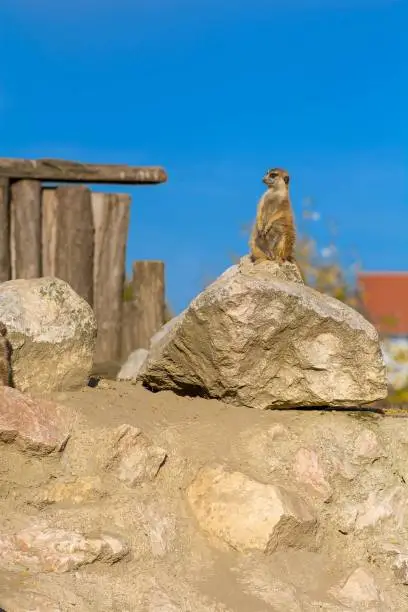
[284,175,290,185]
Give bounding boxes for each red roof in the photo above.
[358,272,408,336]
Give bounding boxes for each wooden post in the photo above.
[10,180,42,279]
[132,260,165,350]
[0,178,10,282]
[53,186,94,305]
[92,192,130,363]
[121,300,136,361]
[41,187,58,277]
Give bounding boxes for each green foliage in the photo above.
[123,279,133,302]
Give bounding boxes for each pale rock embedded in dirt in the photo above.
[32,476,105,507]
[140,256,387,409]
[0,386,75,455]
[352,429,387,465]
[293,447,332,500]
[354,486,407,532]
[140,502,177,557]
[390,550,408,585]
[330,567,382,607]
[104,424,167,486]
[187,464,317,553]
[0,523,128,573]
[0,277,97,392]
[117,348,149,381]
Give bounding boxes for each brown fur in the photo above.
[249,167,296,264]
[0,322,10,387]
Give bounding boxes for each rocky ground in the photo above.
[1,381,408,611]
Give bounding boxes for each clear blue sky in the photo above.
[0,0,406,314]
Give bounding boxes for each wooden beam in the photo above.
[0,179,10,282]
[92,192,130,362]
[132,260,165,350]
[10,180,42,279]
[0,158,167,185]
[53,186,94,305]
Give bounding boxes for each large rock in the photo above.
[140,256,387,408]
[0,386,75,455]
[0,277,97,392]
[187,464,317,553]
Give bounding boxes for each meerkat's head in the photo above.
[262,168,290,191]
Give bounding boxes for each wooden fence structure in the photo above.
[0,158,168,363]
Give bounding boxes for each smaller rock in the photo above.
[142,503,176,557]
[381,544,408,585]
[0,524,128,573]
[105,424,167,486]
[352,429,387,464]
[355,486,406,532]
[32,476,104,507]
[187,464,317,553]
[392,553,408,585]
[293,448,332,500]
[117,349,149,381]
[331,568,381,607]
[0,387,75,455]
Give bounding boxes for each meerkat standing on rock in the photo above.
[0,322,10,386]
[249,167,296,264]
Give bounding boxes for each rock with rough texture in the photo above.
[293,447,332,501]
[105,424,167,486]
[140,256,386,409]
[187,464,317,553]
[0,277,97,392]
[32,476,105,507]
[0,523,128,573]
[391,551,408,585]
[0,386,75,454]
[117,348,149,381]
[330,568,382,607]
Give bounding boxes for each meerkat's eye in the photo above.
[269,172,278,178]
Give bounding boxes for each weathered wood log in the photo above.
[121,300,136,361]
[53,186,94,305]
[132,260,165,350]
[0,179,10,282]
[0,158,167,185]
[10,180,42,279]
[92,192,130,362]
[41,188,58,277]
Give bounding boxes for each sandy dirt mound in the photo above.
[1,381,408,611]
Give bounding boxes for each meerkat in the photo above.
[249,167,296,264]
[0,322,10,387]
